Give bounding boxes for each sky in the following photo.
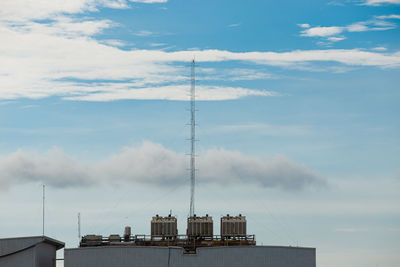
[0,0,399,266]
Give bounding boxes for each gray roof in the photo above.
[0,236,64,257]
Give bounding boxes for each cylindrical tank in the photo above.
[151,214,178,238]
[187,214,213,237]
[220,214,247,238]
[124,226,131,242]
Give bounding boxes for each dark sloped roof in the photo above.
[0,236,64,257]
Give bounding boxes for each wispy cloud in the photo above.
[0,0,167,22]
[299,16,398,43]
[298,23,311,28]
[63,85,276,101]
[198,68,277,81]
[228,23,241,28]
[362,0,400,6]
[328,0,346,6]
[134,30,154,36]
[334,227,369,233]
[0,142,326,191]
[372,46,387,51]
[130,0,167,3]
[12,17,116,38]
[1,2,400,101]
[101,39,126,47]
[1,22,399,101]
[301,26,344,37]
[150,42,167,47]
[375,14,400,19]
[207,123,312,136]
[327,36,346,42]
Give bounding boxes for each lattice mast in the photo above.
[42,184,45,236]
[189,59,196,217]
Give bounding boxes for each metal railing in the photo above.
[80,234,256,251]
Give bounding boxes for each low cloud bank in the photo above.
[0,142,325,191]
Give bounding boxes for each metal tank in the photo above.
[151,214,178,238]
[124,226,131,242]
[220,214,247,238]
[187,214,213,237]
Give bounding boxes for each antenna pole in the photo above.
[189,59,196,217]
[78,212,81,242]
[42,184,45,236]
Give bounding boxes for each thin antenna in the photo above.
[189,59,196,217]
[42,184,45,236]
[78,212,81,242]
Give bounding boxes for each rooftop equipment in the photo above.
[124,226,131,242]
[220,214,247,238]
[151,214,178,239]
[187,214,213,238]
[109,234,121,243]
[81,235,103,246]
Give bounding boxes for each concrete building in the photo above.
[0,236,64,267]
[65,245,316,267]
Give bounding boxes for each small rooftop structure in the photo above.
[0,236,64,267]
[187,214,213,238]
[151,214,178,239]
[221,214,247,238]
[80,214,255,252]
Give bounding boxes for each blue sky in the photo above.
[0,0,399,266]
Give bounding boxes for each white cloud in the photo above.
[228,23,241,28]
[101,0,129,9]
[347,21,395,32]
[199,68,277,82]
[101,39,126,47]
[0,147,93,189]
[299,17,397,43]
[346,22,370,32]
[135,30,154,36]
[334,228,369,233]
[0,0,96,22]
[13,17,116,38]
[63,85,275,101]
[150,43,167,47]
[375,14,400,19]
[327,36,346,42]
[372,46,387,51]
[0,142,325,191]
[328,1,346,6]
[0,4,400,102]
[363,0,400,6]
[208,123,311,136]
[301,26,344,37]
[0,0,167,22]
[1,19,399,101]
[130,0,167,3]
[298,23,311,28]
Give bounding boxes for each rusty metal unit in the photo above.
[187,215,213,238]
[220,214,247,238]
[80,234,256,251]
[109,234,121,242]
[151,215,178,238]
[81,235,103,246]
[80,215,255,252]
[124,226,131,242]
